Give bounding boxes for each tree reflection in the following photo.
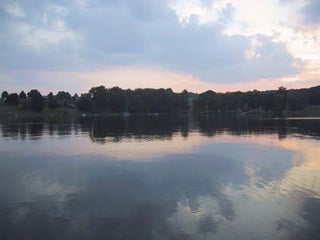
[83,115,190,143]
[2,115,320,141]
[1,115,320,239]
[27,123,44,138]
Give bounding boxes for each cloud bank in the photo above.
[0,0,319,93]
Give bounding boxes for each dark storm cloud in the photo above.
[0,0,298,83]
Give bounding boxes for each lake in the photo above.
[0,115,320,240]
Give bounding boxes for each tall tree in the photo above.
[47,92,58,110]
[89,86,108,112]
[28,90,45,112]
[274,86,287,115]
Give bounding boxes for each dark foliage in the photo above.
[56,91,72,107]
[28,90,45,112]
[19,91,27,99]
[193,86,320,115]
[83,86,189,113]
[5,93,19,105]
[2,85,320,115]
[47,92,58,110]
[78,95,94,112]
[1,91,8,100]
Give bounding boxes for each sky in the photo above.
[0,0,320,94]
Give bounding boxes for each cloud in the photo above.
[301,0,320,25]
[0,7,84,77]
[3,2,26,18]
[0,0,298,86]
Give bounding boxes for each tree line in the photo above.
[78,86,189,113]
[1,90,78,112]
[1,85,320,115]
[194,86,320,114]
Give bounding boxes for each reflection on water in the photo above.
[0,115,320,240]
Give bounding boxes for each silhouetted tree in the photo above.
[89,86,108,112]
[56,91,72,106]
[287,91,304,111]
[19,91,26,99]
[274,86,287,115]
[19,90,28,109]
[72,93,79,101]
[5,93,19,105]
[78,95,94,112]
[179,89,190,110]
[79,86,190,113]
[28,90,45,112]
[308,86,320,105]
[194,90,218,112]
[1,91,8,100]
[4,85,320,115]
[47,92,58,110]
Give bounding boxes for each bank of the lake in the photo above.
[3,101,320,121]
[0,101,80,120]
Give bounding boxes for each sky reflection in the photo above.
[0,116,320,239]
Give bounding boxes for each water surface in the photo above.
[0,115,320,240]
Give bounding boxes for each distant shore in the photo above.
[2,101,320,122]
[0,102,80,120]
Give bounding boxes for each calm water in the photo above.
[0,115,320,240]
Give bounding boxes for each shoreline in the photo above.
[2,102,320,121]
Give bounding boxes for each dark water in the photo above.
[0,115,320,240]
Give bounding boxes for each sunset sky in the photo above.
[1,0,320,94]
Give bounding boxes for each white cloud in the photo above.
[11,4,78,50]
[13,21,77,50]
[169,0,219,25]
[245,37,263,60]
[3,2,26,18]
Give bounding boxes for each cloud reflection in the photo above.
[1,116,320,239]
